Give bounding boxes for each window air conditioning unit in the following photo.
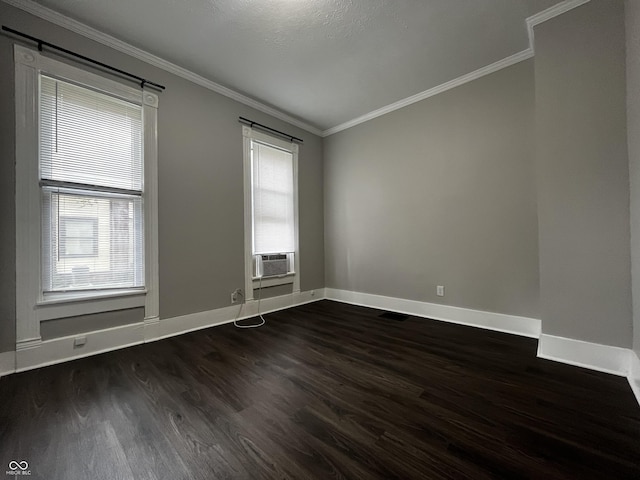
[257,254,289,278]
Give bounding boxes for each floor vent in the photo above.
[379,311,409,321]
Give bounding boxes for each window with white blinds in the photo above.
[39,75,145,293]
[242,126,298,298]
[251,141,295,255]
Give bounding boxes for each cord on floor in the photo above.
[233,276,266,329]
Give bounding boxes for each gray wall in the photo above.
[535,0,632,347]
[2,0,635,355]
[40,308,144,341]
[0,6,16,352]
[324,60,540,319]
[627,0,640,356]
[0,2,324,352]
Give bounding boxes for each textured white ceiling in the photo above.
[31,0,561,131]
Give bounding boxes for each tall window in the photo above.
[14,45,159,348]
[39,76,144,293]
[243,127,299,298]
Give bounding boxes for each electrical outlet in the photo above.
[74,336,86,348]
[436,285,445,297]
[231,288,242,304]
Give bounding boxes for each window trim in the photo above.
[14,45,159,349]
[242,126,300,300]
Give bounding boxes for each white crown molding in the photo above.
[3,0,591,138]
[1,0,323,137]
[325,288,541,338]
[322,49,534,137]
[321,0,591,137]
[526,0,591,52]
[537,334,631,377]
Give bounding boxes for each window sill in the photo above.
[36,289,146,321]
[252,273,295,289]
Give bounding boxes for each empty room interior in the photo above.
[1,0,640,478]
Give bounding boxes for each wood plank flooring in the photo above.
[0,300,639,479]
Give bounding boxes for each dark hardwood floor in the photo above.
[1,300,639,479]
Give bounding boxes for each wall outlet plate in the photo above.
[436,285,445,297]
[231,288,242,304]
[74,336,87,347]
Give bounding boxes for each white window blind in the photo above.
[39,75,145,293]
[251,141,295,255]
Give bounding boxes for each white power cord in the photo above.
[233,276,266,329]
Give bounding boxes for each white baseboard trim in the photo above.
[6,285,639,408]
[15,322,146,373]
[323,289,639,406]
[152,288,324,342]
[324,288,541,338]
[537,334,631,377]
[11,288,325,374]
[0,350,16,377]
[628,350,640,406]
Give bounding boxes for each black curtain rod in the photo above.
[1,26,166,91]
[239,117,303,143]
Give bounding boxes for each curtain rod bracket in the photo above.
[238,116,303,144]
[1,25,166,91]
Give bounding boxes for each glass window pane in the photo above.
[42,189,144,292]
[39,74,145,294]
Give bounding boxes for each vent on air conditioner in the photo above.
[256,254,289,278]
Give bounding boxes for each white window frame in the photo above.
[242,126,300,300]
[14,45,159,349]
